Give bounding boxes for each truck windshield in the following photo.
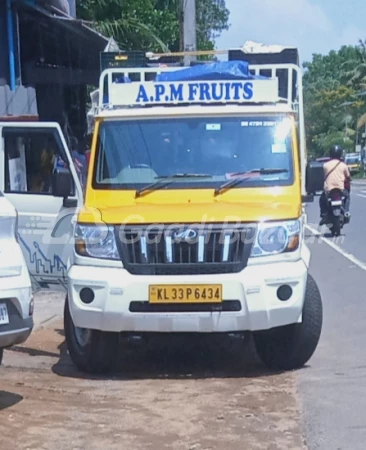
[93,115,295,190]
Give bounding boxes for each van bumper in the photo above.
[67,257,308,333]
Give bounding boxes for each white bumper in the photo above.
[0,250,32,319]
[0,267,33,348]
[68,255,309,333]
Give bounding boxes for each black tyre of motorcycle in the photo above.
[253,274,323,371]
[64,297,119,374]
[331,215,341,236]
[0,348,3,366]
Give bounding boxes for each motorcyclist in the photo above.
[319,145,351,225]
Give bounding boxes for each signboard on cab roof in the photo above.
[108,79,279,107]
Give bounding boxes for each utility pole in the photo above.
[183,0,197,66]
[179,0,184,52]
[68,0,76,17]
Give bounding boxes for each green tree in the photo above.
[342,39,366,88]
[77,0,176,51]
[313,130,355,154]
[303,46,361,92]
[195,0,229,51]
[303,45,366,156]
[77,0,230,52]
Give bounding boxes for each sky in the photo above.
[216,0,366,64]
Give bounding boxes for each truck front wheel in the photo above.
[253,274,323,371]
[64,297,119,374]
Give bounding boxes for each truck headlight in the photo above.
[250,220,300,257]
[75,224,119,260]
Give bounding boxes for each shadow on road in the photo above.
[0,391,23,410]
[51,330,285,381]
[9,346,59,359]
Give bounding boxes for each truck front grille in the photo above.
[115,224,256,275]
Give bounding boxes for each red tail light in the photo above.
[331,192,341,200]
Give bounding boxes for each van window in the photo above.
[2,128,74,195]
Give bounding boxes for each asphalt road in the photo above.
[299,180,366,450]
[306,180,366,265]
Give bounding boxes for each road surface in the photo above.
[0,183,365,449]
[299,180,366,450]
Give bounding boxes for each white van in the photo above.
[0,192,33,364]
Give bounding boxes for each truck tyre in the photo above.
[64,297,119,374]
[0,348,3,365]
[253,274,322,371]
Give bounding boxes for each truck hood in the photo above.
[80,186,302,224]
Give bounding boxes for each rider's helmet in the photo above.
[329,145,343,160]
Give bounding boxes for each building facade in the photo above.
[0,0,108,143]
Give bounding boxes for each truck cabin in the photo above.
[89,47,308,203]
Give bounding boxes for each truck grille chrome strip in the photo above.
[115,224,257,276]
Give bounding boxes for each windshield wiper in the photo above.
[214,168,289,196]
[135,173,212,198]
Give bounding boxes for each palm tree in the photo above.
[77,0,171,52]
[342,40,366,88]
[357,113,366,132]
[77,0,229,55]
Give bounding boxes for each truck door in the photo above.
[0,123,83,291]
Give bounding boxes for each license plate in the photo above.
[331,200,342,206]
[0,303,9,325]
[149,284,223,304]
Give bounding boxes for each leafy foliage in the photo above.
[195,0,229,50]
[342,40,366,89]
[77,0,229,52]
[77,0,176,51]
[303,42,366,157]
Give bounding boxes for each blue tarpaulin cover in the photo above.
[154,60,267,82]
[113,60,268,85]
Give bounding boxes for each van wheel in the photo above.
[253,274,323,371]
[64,297,119,374]
[0,348,3,365]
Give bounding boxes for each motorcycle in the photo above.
[325,188,348,236]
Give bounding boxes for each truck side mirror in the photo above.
[302,194,314,203]
[52,167,72,199]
